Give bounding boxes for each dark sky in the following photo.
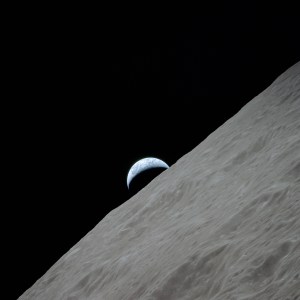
[12,4,300,299]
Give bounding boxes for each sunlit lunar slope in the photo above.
[19,62,300,300]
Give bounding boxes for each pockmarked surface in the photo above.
[19,62,300,300]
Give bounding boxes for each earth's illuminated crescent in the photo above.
[127,157,169,188]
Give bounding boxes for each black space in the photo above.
[8,4,300,299]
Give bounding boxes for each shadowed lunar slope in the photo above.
[19,62,300,300]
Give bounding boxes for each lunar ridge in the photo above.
[19,61,300,300]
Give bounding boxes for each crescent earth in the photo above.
[127,157,169,188]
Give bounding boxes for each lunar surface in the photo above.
[127,157,169,188]
[19,62,300,300]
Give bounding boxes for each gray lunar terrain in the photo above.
[19,62,300,300]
